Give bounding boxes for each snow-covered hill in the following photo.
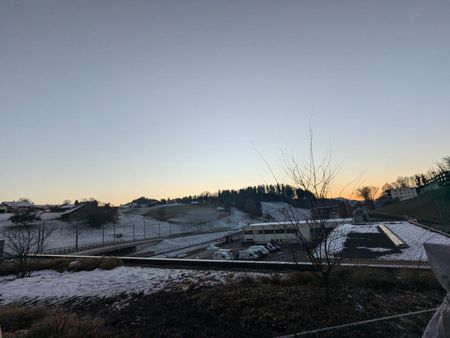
[0,202,309,250]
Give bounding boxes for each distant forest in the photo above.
[131,184,317,217]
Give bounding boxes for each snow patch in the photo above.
[0,267,265,305]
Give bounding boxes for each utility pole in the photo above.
[102,224,105,245]
[41,221,46,253]
[113,222,116,242]
[158,223,161,238]
[133,223,135,241]
[144,221,146,239]
[75,222,79,251]
[37,222,42,254]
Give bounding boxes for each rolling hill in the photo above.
[372,187,450,231]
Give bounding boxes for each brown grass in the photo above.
[67,257,122,272]
[0,306,106,338]
[0,258,71,276]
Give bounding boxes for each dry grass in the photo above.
[0,306,106,338]
[67,257,122,272]
[0,258,71,276]
[0,257,122,277]
[0,306,48,332]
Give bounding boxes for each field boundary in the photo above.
[28,254,431,271]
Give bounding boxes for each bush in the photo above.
[0,306,106,337]
[0,261,19,276]
[98,257,122,270]
[397,269,442,291]
[27,312,103,338]
[346,269,401,291]
[0,306,47,331]
[67,257,122,272]
[0,259,71,276]
[289,271,318,285]
[30,259,71,273]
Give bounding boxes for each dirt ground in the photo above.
[61,268,443,338]
[0,267,444,338]
[339,232,402,259]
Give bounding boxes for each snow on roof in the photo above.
[319,221,450,262]
[60,204,75,210]
[1,201,34,208]
[60,204,86,215]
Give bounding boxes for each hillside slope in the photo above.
[373,187,450,231]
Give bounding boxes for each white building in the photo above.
[387,187,417,201]
[243,218,351,243]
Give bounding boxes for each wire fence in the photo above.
[44,225,234,255]
[0,218,235,256]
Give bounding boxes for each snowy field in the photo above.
[134,230,240,257]
[0,207,253,250]
[0,267,265,305]
[261,202,310,222]
[0,203,305,251]
[322,222,450,262]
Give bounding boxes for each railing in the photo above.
[42,226,238,255]
[338,257,430,268]
[43,238,148,254]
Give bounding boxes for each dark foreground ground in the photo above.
[0,268,444,338]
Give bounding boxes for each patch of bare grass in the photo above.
[0,258,70,276]
[0,306,48,332]
[0,306,107,338]
[67,257,122,272]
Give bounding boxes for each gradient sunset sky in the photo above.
[1,1,449,205]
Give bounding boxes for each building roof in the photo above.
[1,201,34,208]
[60,204,86,215]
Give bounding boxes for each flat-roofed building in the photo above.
[243,218,351,243]
[386,187,417,201]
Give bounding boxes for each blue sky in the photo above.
[1,0,449,204]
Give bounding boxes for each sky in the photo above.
[1,0,449,205]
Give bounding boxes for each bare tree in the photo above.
[396,176,415,188]
[155,206,168,222]
[356,186,379,209]
[444,156,450,170]
[280,128,345,304]
[3,214,54,278]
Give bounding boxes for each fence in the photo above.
[41,223,234,255]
